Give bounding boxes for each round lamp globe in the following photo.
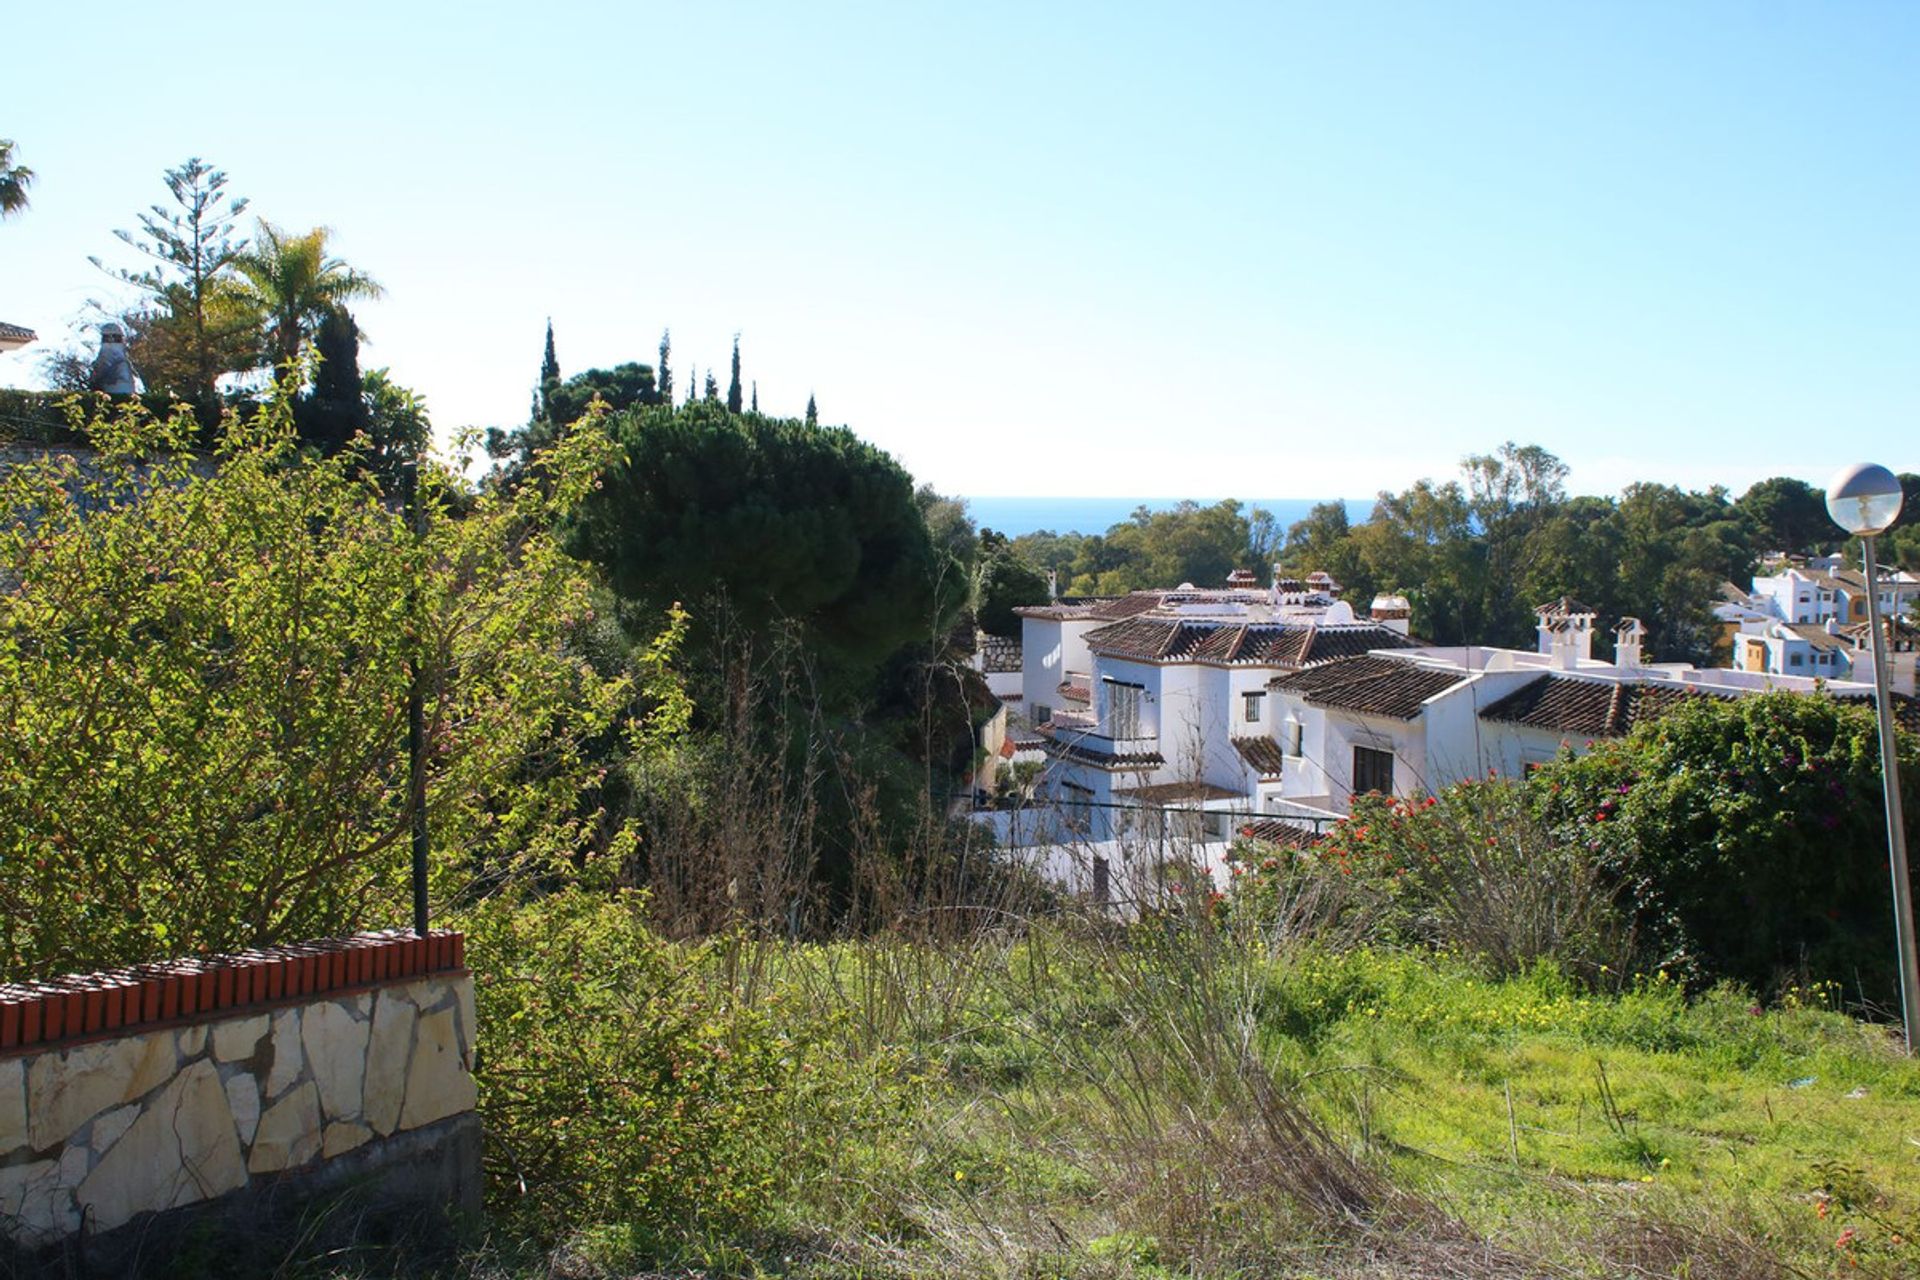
[1826,462,1904,537]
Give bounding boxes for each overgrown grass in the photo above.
[426,907,1918,1280]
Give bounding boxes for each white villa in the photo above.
[1010,569,1416,843]
[1718,560,1920,690]
[984,588,1912,900]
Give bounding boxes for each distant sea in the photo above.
[963,496,1374,540]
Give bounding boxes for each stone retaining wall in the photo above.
[0,933,475,1250]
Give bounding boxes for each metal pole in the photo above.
[1861,535,1919,1052]
[406,458,430,939]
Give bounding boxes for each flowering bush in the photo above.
[1231,778,1634,980]
[1537,692,1920,1007]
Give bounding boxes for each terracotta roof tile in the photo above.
[1231,736,1287,778]
[1235,819,1325,850]
[1085,619,1418,667]
[1113,781,1243,804]
[1269,655,1469,720]
[1037,726,1163,769]
[1477,675,1722,737]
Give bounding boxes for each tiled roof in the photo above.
[1535,595,1598,617]
[1235,819,1325,850]
[1085,619,1418,667]
[1016,592,1167,622]
[1831,691,1920,737]
[1268,655,1470,720]
[1785,624,1848,652]
[1477,675,1722,738]
[1113,781,1244,804]
[1089,592,1171,620]
[0,321,36,345]
[1838,617,1920,643]
[1231,735,1287,777]
[1810,569,1868,593]
[1037,727,1163,769]
[1058,679,1090,704]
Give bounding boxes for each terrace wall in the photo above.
[0,932,477,1255]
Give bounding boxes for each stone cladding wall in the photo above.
[0,933,474,1248]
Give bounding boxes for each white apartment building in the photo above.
[1013,570,1414,842]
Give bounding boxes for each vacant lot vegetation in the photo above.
[419,890,1918,1280]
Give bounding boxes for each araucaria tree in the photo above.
[91,157,256,400]
[234,221,384,370]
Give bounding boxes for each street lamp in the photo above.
[1826,462,1919,1052]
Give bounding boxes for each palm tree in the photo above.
[0,140,34,219]
[233,221,383,369]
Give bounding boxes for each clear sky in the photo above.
[3,2,1914,503]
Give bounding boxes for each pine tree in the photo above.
[726,333,743,413]
[704,370,719,401]
[805,393,818,427]
[750,380,758,414]
[657,329,673,404]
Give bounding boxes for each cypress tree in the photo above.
[657,329,673,405]
[703,370,719,401]
[686,365,697,407]
[297,307,372,454]
[535,318,560,421]
[750,380,758,414]
[726,333,743,413]
[540,319,560,385]
[805,393,818,427]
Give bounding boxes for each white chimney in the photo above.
[1536,597,1596,668]
[1614,616,1645,668]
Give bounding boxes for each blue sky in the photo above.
[3,2,1914,502]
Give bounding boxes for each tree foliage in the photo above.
[974,529,1050,637]
[234,220,384,369]
[1537,692,1920,1006]
[90,157,257,401]
[1,137,34,219]
[570,400,967,690]
[0,381,652,977]
[544,362,660,427]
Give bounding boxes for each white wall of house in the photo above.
[1753,570,1830,625]
[1020,616,1063,720]
[1419,670,1549,784]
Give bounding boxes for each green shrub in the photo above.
[0,386,638,976]
[1537,691,1920,1006]
[466,888,919,1249]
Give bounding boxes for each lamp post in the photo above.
[1826,463,1918,1052]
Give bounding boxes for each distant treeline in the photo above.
[1008,444,1920,665]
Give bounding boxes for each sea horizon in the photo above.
[962,496,1374,540]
